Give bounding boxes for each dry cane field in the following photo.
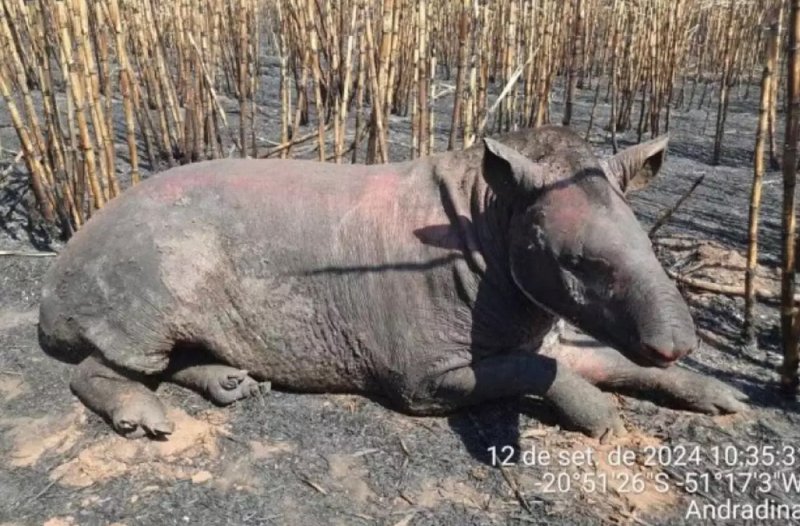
[3,0,800,524]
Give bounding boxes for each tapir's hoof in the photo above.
[547,374,627,439]
[112,398,174,439]
[561,399,627,440]
[70,353,175,440]
[208,368,270,405]
[665,369,749,415]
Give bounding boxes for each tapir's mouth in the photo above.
[587,328,684,369]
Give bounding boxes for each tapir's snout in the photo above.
[642,307,698,366]
[626,267,698,367]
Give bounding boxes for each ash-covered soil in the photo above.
[2,62,800,526]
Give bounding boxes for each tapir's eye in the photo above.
[560,254,585,272]
[560,255,615,298]
[562,255,613,280]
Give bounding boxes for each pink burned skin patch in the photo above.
[142,171,218,204]
[136,158,414,227]
[541,185,593,238]
[354,172,401,216]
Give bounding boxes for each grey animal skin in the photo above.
[39,126,747,439]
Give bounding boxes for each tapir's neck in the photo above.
[430,149,558,349]
[431,148,511,280]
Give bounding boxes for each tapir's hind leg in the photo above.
[541,333,748,415]
[71,352,174,438]
[164,346,270,405]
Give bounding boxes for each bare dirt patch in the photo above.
[50,407,228,488]
[0,309,37,332]
[1,404,85,468]
[0,401,231,491]
[322,394,365,413]
[249,438,296,459]
[211,455,263,492]
[410,476,492,511]
[0,374,27,401]
[325,453,378,504]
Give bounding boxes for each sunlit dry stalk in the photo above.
[428,53,436,153]
[34,0,78,227]
[335,2,358,163]
[563,0,582,126]
[146,0,182,157]
[6,0,38,88]
[475,2,490,135]
[744,4,782,347]
[92,3,113,150]
[0,67,54,222]
[352,6,367,163]
[521,0,535,128]
[250,0,259,158]
[769,8,783,168]
[417,0,429,156]
[462,0,478,148]
[385,0,401,117]
[712,0,739,165]
[448,0,469,150]
[363,3,388,163]
[77,0,118,197]
[287,0,309,158]
[129,4,173,166]
[276,1,290,159]
[238,0,249,157]
[409,1,419,158]
[324,2,341,163]
[106,0,139,184]
[502,0,517,131]
[58,1,104,210]
[301,0,326,161]
[784,0,800,393]
[607,0,619,150]
[365,0,396,162]
[533,2,554,127]
[3,1,49,179]
[377,0,394,116]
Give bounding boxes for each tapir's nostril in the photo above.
[641,343,680,367]
[635,284,698,366]
[641,329,695,367]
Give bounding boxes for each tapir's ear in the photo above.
[482,138,543,200]
[601,135,668,194]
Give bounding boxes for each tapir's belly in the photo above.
[188,271,379,393]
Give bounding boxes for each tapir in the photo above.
[38,126,747,439]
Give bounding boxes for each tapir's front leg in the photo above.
[541,333,748,414]
[403,354,625,438]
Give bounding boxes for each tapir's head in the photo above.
[482,128,695,367]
